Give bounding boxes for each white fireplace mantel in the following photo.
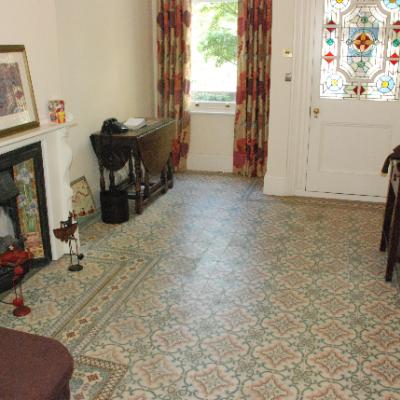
[0,122,76,260]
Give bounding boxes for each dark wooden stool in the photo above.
[380,159,400,281]
[0,327,74,400]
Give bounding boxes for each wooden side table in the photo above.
[90,118,176,215]
[380,159,400,281]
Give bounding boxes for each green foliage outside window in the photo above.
[191,91,235,102]
[198,2,238,67]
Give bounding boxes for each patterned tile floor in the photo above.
[1,173,400,400]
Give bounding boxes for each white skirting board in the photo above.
[264,173,385,203]
[263,174,291,196]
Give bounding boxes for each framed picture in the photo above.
[0,45,39,138]
[71,176,97,225]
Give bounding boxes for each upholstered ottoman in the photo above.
[0,327,74,400]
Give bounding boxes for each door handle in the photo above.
[313,108,320,118]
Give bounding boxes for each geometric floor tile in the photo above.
[0,173,399,399]
[71,356,128,400]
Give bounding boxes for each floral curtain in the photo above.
[233,0,272,177]
[157,0,191,171]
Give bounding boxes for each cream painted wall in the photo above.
[264,0,295,195]
[0,0,154,204]
[0,0,62,122]
[55,0,155,200]
[0,0,292,192]
[188,113,235,173]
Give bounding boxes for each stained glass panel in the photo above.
[321,0,400,101]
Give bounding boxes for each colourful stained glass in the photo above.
[383,0,400,10]
[321,0,400,100]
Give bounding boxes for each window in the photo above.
[321,0,400,101]
[191,0,238,111]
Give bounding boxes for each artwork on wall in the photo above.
[0,45,39,137]
[71,176,97,224]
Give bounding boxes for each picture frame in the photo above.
[71,176,98,226]
[0,45,39,138]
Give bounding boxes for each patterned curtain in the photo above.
[157,0,192,171]
[233,0,272,177]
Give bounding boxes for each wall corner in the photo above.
[263,173,291,196]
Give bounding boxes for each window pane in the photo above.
[191,0,238,102]
[321,0,400,101]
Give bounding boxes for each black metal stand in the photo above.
[67,232,84,273]
[68,264,83,272]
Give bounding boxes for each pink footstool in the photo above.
[0,327,74,400]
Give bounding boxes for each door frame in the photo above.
[284,0,386,203]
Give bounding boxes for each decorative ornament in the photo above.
[48,100,66,124]
[53,213,84,272]
[0,244,33,317]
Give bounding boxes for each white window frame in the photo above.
[190,0,238,115]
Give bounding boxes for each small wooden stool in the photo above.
[0,327,74,400]
[380,158,400,281]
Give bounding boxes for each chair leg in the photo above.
[161,166,168,194]
[167,154,174,189]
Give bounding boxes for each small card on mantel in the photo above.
[125,117,146,130]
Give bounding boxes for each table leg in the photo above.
[99,162,106,192]
[144,170,150,198]
[109,170,116,191]
[161,166,168,194]
[134,157,143,214]
[380,182,395,252]
[167,154,174,189]
[128,154,135,185]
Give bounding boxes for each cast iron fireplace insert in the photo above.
[0,142,52,293]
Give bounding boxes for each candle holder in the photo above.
[53,213,84,272]
[0,245,32,317]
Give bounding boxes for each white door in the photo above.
[306,0,400,198]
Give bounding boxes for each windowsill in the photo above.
[190,109,236,116]
[190,101,236,116]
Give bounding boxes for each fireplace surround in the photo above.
[0,123,75,262]
[0,142,52,266]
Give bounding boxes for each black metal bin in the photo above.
[100,190,129,224]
